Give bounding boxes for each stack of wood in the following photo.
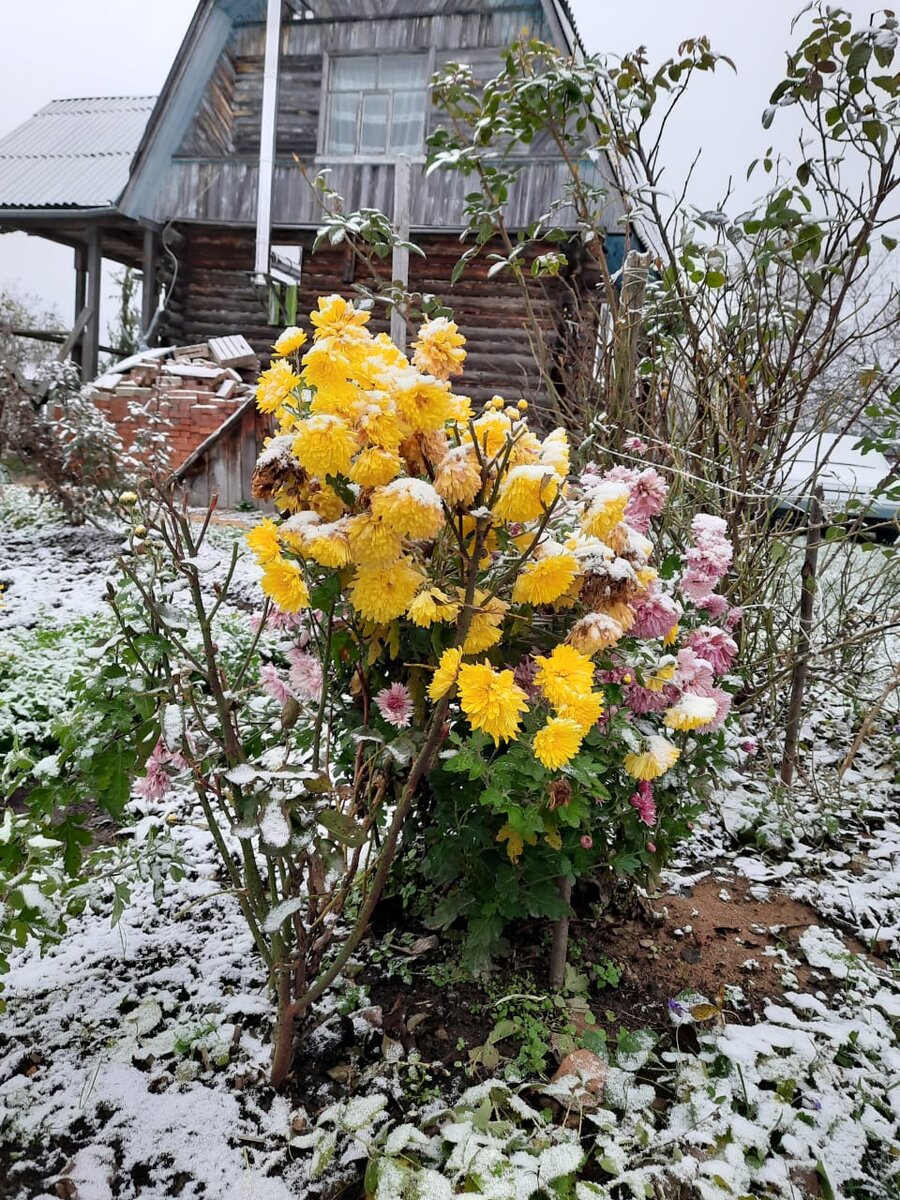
[87,334,259,406]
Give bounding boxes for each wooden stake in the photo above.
[780,486,824,786]
[549,876,573,990]
[391,154,412,349]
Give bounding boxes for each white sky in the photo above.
[0,0,883,331]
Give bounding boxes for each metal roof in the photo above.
[0,96,156,210]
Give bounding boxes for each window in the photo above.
[324,54,428,157]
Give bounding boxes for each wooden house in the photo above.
[0,0,628,500]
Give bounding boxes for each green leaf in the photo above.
[318,808,367,848]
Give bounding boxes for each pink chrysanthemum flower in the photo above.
[687,626,738,677]
[724,605,743,631]
[631,588,680,640]
[629,780,657,826]
[259,663,295,705]
[625,682,675,715]
[696,592,728,619]
[603,464,637,487]
[135,738,188,802]
[674,647,715,692]
[625,467,668,532]
[623,436,648,454]
[251,610,308,635]
[681,513,733,599]
[287,649,324,700]
[375,683,413,728]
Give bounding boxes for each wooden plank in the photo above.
[209,333,258,368]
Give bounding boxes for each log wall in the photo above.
[158,224,598,406]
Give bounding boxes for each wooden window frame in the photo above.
[315,47,435,165]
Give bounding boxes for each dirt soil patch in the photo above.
[347,873,844,1082]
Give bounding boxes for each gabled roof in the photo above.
[0,96,156,210]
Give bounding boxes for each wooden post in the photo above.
[254,0,282,281]
[84,225,102,381]
[72,244,87,372]
[610,249,651,419]
[141,227,159,344]
[780,486,824,786]
[549,876,573,990]
[391,154,412,349]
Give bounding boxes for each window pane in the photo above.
[327,90,358,155]
[359,92,389,154]
[332,55,377,90]
[390,90,425,153]
[378,53,428,90]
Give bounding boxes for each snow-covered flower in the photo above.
[687,625,738,676]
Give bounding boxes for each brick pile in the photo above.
[87,335,260,469]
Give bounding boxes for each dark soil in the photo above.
[332,872,850,1086]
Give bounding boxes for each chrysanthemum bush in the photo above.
[108,295,739,1086]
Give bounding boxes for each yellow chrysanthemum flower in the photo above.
[354,392,404,452]
[434,445,482,509]
[301,340,358,412]
[257,360,302,414]
[371,478,444,541]
[447,392,473,425]
[582,480,630,540]
[292,414,358,479]
[303,522,352,569]
[394,374,455,434]
[540,428,570,478]
[534,644,595,708]
[507,430,542,469]
[512,547,579,606]
[346,513,403,568]
[349,558,424,624]
[494,464,560,524]
[556,691,605,734]
[663,694,718,731]
[533,716,585,770]
[348,447,403,489]
[429,647,464,702]
[663,622,680,648]
[261,557,309,613]
[407,588,461,628]
[469,408,512,458]
[245,517,281,564]
[307,483,346,522]
[567,612,624,654]
[624,735,681,781]
[411,317,467,381]
[645,659,677,693]
[461,592,508,655]
[272,326,308,357]
[309,294,371,342]
[457,661,528,745]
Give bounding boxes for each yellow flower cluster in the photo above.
[248,298,695,787]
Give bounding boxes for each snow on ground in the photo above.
[2,491,899,1198]
[0,794,305,1199]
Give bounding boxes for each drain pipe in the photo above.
[254,0,283,282]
